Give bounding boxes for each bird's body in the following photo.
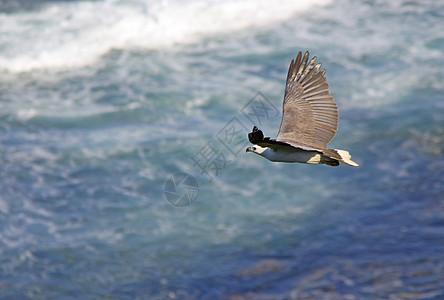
[246,51,358,167]
[248,144,335,165]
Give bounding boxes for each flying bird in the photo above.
[246,51,358,167]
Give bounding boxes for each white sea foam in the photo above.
[0,0,331,72]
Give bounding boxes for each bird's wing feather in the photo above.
[276,51,338,151]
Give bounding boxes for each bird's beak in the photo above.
[246,147,253,153]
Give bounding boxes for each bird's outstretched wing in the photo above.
[276,51,338,151]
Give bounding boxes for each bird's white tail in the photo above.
[335,149,359,167]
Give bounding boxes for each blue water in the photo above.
[1,0,444,299]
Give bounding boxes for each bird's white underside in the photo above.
[252,145,323,164]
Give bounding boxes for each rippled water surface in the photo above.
[1,0,444,299]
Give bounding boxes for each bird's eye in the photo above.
[253,147,256,150]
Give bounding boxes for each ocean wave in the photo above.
[0,0,330,72]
